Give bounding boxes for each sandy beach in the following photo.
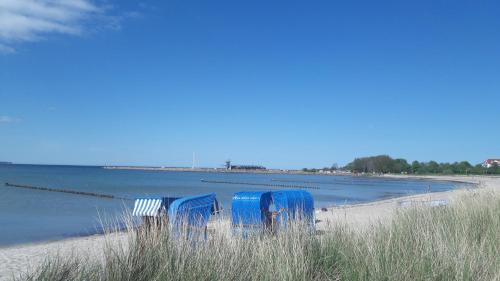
[315,175,491,230]
[0,175,497,281]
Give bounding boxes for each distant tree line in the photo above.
[342,155,500,175]
[302,163,339,173]
[302,155,500,175]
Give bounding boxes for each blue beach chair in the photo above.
[272,190,314,229]
[231,189,314,235]
[132,193,220,238]
[231,191,273,236]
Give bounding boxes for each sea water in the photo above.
[0,164,462,246]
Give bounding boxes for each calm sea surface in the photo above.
[0,164,462,246]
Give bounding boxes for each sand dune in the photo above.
[0,175,497,281]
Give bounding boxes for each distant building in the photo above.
[231,165,266,170]
[483,159,500,168]
[225,160,266,171]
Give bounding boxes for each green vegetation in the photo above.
[302,167,319,173]
[343,155,500,175]
[20,190,500,281]
[302,163,338,173]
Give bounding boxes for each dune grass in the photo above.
[20,190,500,281]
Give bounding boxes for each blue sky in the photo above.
[1,0,499,169]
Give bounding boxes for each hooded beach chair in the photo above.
[132,193,220,237]
[231,191,273,236]
[231,189,314,235]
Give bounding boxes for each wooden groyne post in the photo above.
[200,179,320,190]
[4,182,130,200]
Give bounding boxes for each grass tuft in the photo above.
[18,189,500,281]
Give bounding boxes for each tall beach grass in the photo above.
[20,189,500,281]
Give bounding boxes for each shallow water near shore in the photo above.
[0,164,463,246]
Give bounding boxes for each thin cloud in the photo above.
[0,115,20,123]
[0,0,124,53]
[0,43,15,54]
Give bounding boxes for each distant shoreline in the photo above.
[102,166,477,184]
[103,165,322,175]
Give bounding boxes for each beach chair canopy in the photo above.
[230,189,315,231]
[231,191,272,226]
[168,193,217,228]
[132,197,180,217]
[272,190,314,225]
